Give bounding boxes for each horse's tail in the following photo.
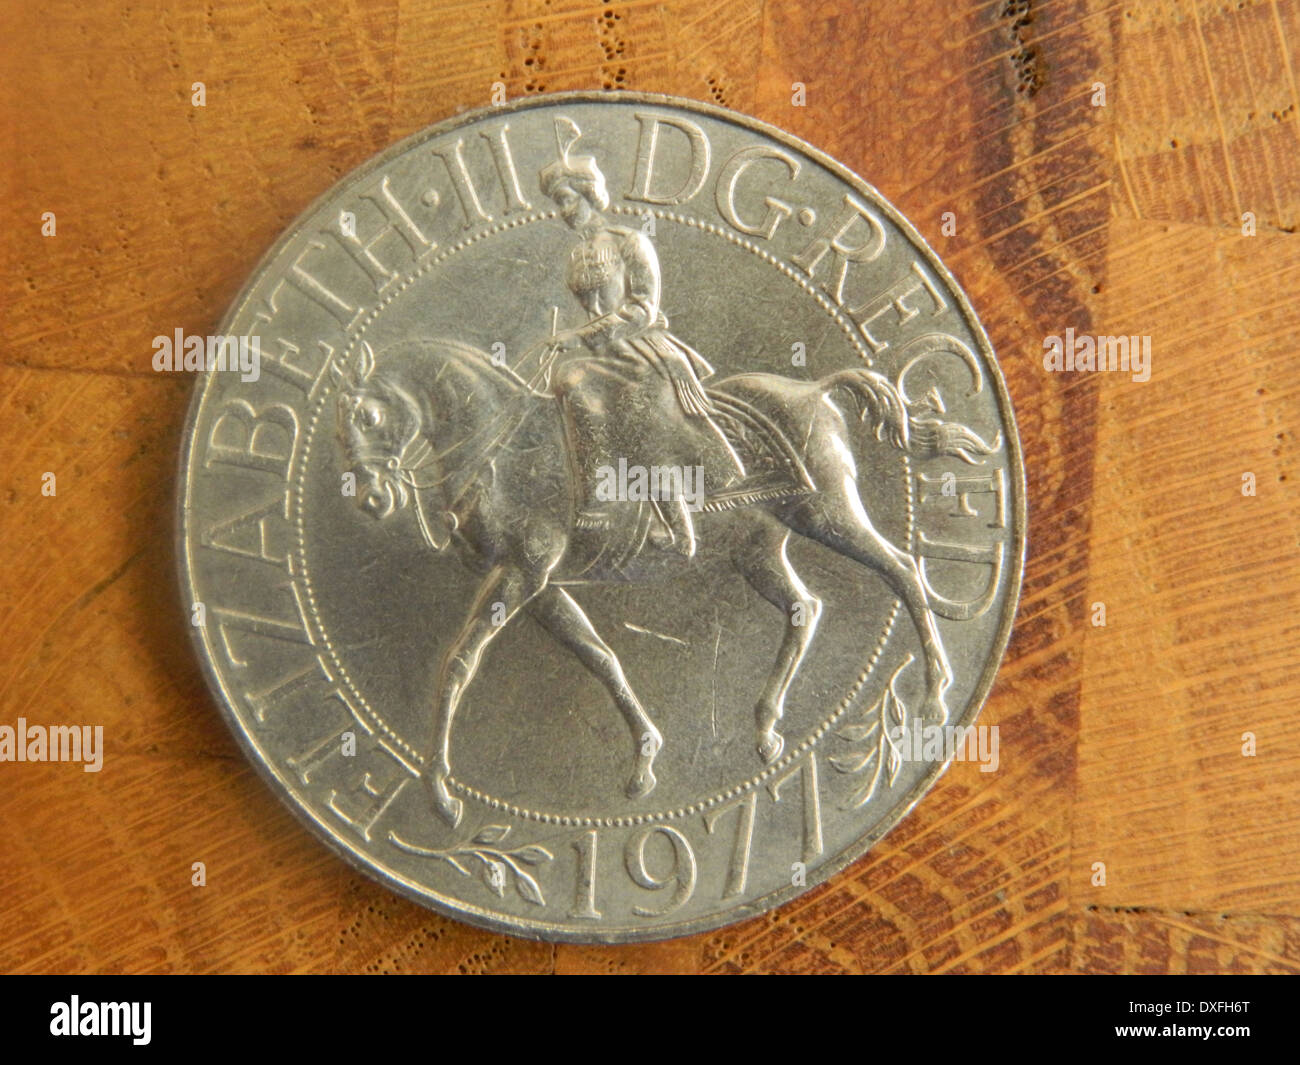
[825,369,999,465]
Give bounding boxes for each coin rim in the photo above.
[177,90,1028,944]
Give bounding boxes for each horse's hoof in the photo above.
[921,694,949,727]
[425,775,463,828]
[758,731,784,765]
[441,796,463,828]
[626,764,657,799]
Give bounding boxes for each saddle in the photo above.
[569,390,815,574]
[698,391,815,512]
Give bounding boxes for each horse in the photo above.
[332,338,997,827]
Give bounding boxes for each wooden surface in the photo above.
[3,0,1298,975]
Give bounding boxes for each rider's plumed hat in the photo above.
[539,116,610,210]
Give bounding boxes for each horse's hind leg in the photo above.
[528,586,661,799]
[782,494,953,725]
[731,515,823,765]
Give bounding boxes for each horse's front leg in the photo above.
[427,564,543,827]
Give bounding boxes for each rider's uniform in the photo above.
[551,222,744,531]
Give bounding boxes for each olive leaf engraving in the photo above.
[831,655,913,810]
[388,825,553,906]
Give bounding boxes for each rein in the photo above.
[353,344,558,548]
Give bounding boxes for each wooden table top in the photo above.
[2,0,1297,974]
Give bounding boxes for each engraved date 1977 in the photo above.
[388,752,825,918]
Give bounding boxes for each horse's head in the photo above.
[333,341,425,521]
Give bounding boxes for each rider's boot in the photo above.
[649,497,697,558]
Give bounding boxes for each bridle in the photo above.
[341,340,560,549]
[345,389,453,550]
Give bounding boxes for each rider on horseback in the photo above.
[537,117,744,557]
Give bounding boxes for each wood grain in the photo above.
[2,0,1297,974]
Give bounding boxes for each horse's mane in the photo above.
[378,337,532,394]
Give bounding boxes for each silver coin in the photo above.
[178,92,1025,942]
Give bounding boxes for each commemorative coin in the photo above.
[177,92,1026,942]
